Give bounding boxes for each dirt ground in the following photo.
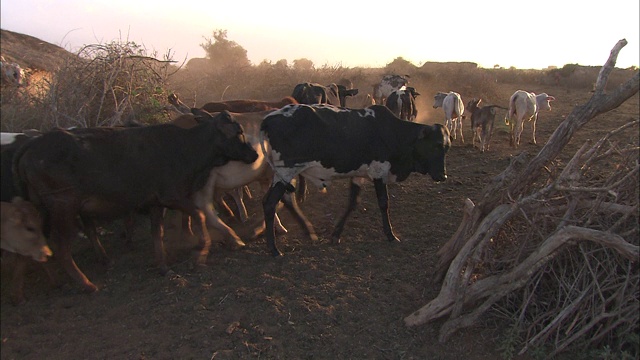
[1,80,638,360]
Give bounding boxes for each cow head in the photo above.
[539,93,555,111]
[433,92,447,108]
[1,197,52,262]
[467,98,482,113]
[195,110,258,165]
[406,87,420,98]
[334,84,359,107]
[413,124,450,182]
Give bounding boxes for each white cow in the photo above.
[505,90,555,147]
[433,91,465,142]
[373,74,409,105]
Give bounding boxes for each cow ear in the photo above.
[547,96,556,101]
[214,112,241,138]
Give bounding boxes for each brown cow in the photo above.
[13,112,258,294]
[466,98,508,152]
[167,93,297,114]
[172,110,289,246]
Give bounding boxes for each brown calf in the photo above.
[467,98,508,152]
[1,197,53,305]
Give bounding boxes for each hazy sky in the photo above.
[1,0,638,70]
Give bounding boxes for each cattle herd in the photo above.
[0,74,555,304]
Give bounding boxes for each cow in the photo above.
[291,82,359,107]
[12,112,259,294]
[433,91,466,142]
[167,94,298,115]
[200,97,298,113]
[260,104,451,257]
[385,86,420,121]
[2,131,42,203]
[1,197,51,261]
[290,82,360,201]
[373,74,409,105]
[466,98,508,152]
[505,90,556,147]
[171,110,289,249]
[1,196,52,305]
[0,56,26,87]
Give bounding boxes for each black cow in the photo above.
[260,104,450,256]
[291,82,359,107]
[1,131,41,202]
[385,86,420,121]
[12,111,258,294]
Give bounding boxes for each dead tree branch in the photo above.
[406,39,639,357]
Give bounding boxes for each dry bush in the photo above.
[488,122,639,357]
[1,39,175,132]
[404,40,639,359]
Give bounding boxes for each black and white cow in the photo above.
[373,74,410,105]
[385,86,420,121]
[260,104,450,256]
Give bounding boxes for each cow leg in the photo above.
[515,119,525,148]
[373,179,400,242]
[296,175,308,203]
[5,252,28,305]
[281,192,317,241]
[180,212,194,238]
[531,114,538,144]
[214,192,235,219]
[186,207,212,267]
[446,119,454,139]
[263,182,289,257]
[149,207,170,275]
[122,213,137,245]
[80,215,111,266]
[229,187,249,222]
[486,117,495,151]
[194,175,246,249]
[457,117,464,143]
[50,207,98,293]
[331,180,361,244]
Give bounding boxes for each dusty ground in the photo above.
[1,80,638,360]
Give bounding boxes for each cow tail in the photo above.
[259,130,275,172]
[505,98,515,126]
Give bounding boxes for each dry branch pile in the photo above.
[405,40,639,357]
[1,39,176,131]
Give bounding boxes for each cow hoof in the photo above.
[331,237,342,245]
[270,249,284,257]
[225,238,246,250]
[388,236,401,243]
[309,233,319,242]
[83,283,99,293]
